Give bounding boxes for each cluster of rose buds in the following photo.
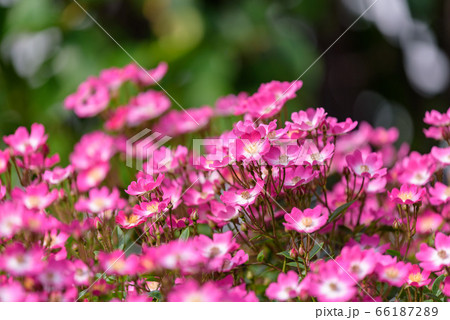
[0,62,450,302]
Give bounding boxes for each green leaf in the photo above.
[148,291,162,301]
[249,234,263,241]
[309,242,324,259]
[115,226,125,250]
[257,250,265,262]
[179,228,190,241]
[277,250,294,260]
[328,200,356,223]
[386,249,401,259]
[286,261,305,269]
[432,274,446,295]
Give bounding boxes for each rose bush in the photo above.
[0,62,450,302]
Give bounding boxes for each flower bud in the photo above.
[189,208,199,221]
[289,247,298,259]
[393,219,400,230]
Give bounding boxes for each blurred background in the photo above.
[0,0,449,162]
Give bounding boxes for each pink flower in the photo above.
[283,166,317,188]
[0,282,26,302]
[99,66,130,92]
[416,232,450,271]
[125,173,165,196]
[300,142,334,166]
[366,176,387,194]
[154,106,213,136]
[195,231,238,263]
[70,131,116,170]
[283,205,328,233]
[369,127,399,146]
[346,234,390,254]
[133,200,167,218]
[182,181,215,206]
[12,183,58,210]
[38,259,73,291]
[346,150,386,179]
[233,119,276,138]
[327,117,358,135]
[416,211,443,234]
[207,201,240,225]
[98,251,139,275]
[308,260,357,302]
[388,184,426,205]
[266,271,302,301]
[0,149,10,173]
[126,61,168,86]
[75,187,121,214]
[220,180,264,208]
[115,211,147,229]
[263,145,300,166]
[376,260,411,287]
[215,92,248,116]
[431,146,450,165]
[64,77,110,118]
[231,131,271,162]
[337,246,378,280]
[443,277,450,297]
[241,81,303,119]
[126,90,171,127]
[406,265,431,287]
[0,243,44,276]
[424,108,450,127]
[76,162,110,192]
[43,165,73,185]
[397,152,435,186]
[424,126,445,140]
[3,123,47,155]
[71,260,93,286]
[429,182,450,205]
[0,183,5,200]
[167,280,223,302]
[0,201,24,238]
[156,240,202,272]
[288,107,327,131]
[105,106,128,131]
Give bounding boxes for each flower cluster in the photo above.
[1,62,450,302]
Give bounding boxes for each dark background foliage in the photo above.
[1,0,449,161]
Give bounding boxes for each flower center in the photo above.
[292,177,301,184]
[209,246,222,257]
[301,217,313,227]
[244,143,259,155]
[146,203,159,213]
[26,195,41,208]
[398,192,413,202]
[88,167,103,181]
[385,267,399,279]
[93,198,106,210]
[438,250,448,259]
[240,191,251,200]
[445,187,450,198]
[359,165,369,173]
[279,155,289,164]
[408,273,422,283]
[350,264,360,274]
[310,153,322,161]
[15,254,26,264]
[329,282,338,291]
[126,215,140,225]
